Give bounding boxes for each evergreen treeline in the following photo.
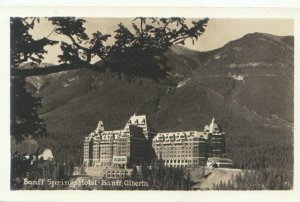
[37,133,83,166]
[93,160,192,190]
[213,168,292,190]
[11,154,74,190]
[12,155,192,190]
[131,160,192,190]
[223,125,293,190]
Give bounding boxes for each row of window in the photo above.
[155,145,199,149]
[105,173,126,178]
[166,164,189,167]
[90,151,131,157]
[155,148,198,152]
[88,145,129,149]
[154,138,206,143]
[161,154,197,158]
[155,150,198,154]
[162,159,198,163]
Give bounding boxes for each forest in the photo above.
[12,158,192,190]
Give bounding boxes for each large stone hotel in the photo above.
[83,114,226,168]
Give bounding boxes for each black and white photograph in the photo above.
[9,16,294,191]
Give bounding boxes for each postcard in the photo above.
[0,5,299,202]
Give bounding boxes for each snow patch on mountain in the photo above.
[62,76,78,87]
[228,62,275,69]
[229,73,244,81]
[26,71,67,93]
[177,78,191,88]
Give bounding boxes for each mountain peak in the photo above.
[170,45,200,55]
[233,32,294,48]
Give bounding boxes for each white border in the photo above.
[0,0,300,8]
[0,6,299,202]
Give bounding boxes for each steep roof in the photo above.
[154,131,208,142]
[86,114,150,142]
[95,121,105,133]
[124,113,148,133]
[209,117,221,133]
[153,117,224,143]
[38,149,54,160]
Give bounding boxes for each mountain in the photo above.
[24,33,293,174]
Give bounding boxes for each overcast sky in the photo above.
[30,18,294,64]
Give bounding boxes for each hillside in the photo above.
[24,32,293,181]
[191,168,242,190]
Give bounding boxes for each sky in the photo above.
[30,18,294,64]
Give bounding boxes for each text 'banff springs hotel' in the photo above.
[83,114,226,168]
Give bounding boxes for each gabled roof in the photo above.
[38,149,54,160]
[124,113,148,133]
[95,121,105,133]
[209,117,222,134]
[154,131,208,142]
[153,117,224,143]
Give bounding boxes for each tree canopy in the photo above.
[10,17,208,142]
[11,17,58,68]
[11,17,209,79]
[10,17,56,142]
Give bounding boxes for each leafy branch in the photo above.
[11,17,209,80]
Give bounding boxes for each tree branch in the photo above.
[170,35,191,44]
[67,34,90,52]
[11,63,100,77]
[140,18,144,36]
[66,34,93,63]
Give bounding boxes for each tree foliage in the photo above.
[10,18,57,142]
[106,17,208,80]
[136,159,192,190]
[11,17,209,79]
[49,17,111,64]
[213,169,292,190]
[11,78,46,142]
[95,160,192,190]
[10,17,58,68]
[11,154,74,190]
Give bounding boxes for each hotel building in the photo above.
[83,114,154,168]
[83,114,226,168]
[152,118,225,167]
